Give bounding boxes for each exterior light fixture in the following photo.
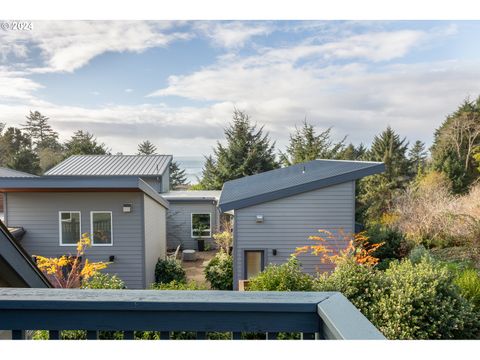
[272,249,277,256]
[109,255,115,262]
[123,203,132,213]
[256,215,264,223]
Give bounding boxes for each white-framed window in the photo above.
[90,211,113,246]
[59,211,81,246]
[191,213,211,238]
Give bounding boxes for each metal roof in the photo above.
[0,176,169,209]
[0,167,37,178]
[218,159,385,212]
[162,190,221,202]
[45,155,172,176]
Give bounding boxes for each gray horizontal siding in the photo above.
[5,192,145,289]
[166,201,219,250]
[234,181,355,288]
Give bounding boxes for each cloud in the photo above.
[195,21,273,48]
[0,21,191,73]
[0,68,43,101]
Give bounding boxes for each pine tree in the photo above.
[137,140,157,155]
[198,109,279,190]
[280,120,346,166]
[430,96,480,193]
[7,148,41,175]
[359,126,410,224]
[338,143,367,160]
[63,130,109,157]
[22,111,60,150]
[408,140,428,176]
[170,160,188,189]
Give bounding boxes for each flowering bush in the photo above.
[204,250,233,290]
[35,233,108,288]
[82,273,125,289]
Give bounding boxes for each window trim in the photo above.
[243,249,265,280]
[59,211,81,247]
[90,211,113,247]
[190,213,212,238]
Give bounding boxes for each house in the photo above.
[0,167,37,215]
[0,155,222,289]
[218,159,385,289]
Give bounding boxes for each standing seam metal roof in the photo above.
[218,159,385,211]
[45,155,172,176]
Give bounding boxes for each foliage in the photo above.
[408,140,428,176]
[7,147,41,174]
[212,231,233,254]
[358,126,411,224]
[248,256,315,291]
[408,245,433,264]
[338,142,367,160]
[279,120,346,166]
[454,268,480,310]
[137,140,157,155]
[170,160,188,189]
[63,130,109,157]
[150,280,206,290]
[431,96,480,193]
[154,258,186,284]
[374,257,479,339]
[365,224,407,261]
[22,110,60,151]
[198,109,279,190]
[204,250,233,290]
[82,273,125,289]
[35,234,109,288]
[295,229,383,267]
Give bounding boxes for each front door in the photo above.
[244,250,265,279]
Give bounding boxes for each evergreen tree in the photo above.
[408,140,428,176]
[430,96,480,193]
[7,148,41,174]
[198,109,279,190]
[170,160,188,189]
[0,126,39,173]
[137,140,157,155]
[359,126,410,224]
[22,110,60,150]
[280,120,346,166]
[63,130,109,157]
[338,143,368,160]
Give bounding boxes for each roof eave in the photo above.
[218,163,385,212]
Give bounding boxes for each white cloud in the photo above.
[195,21,272,48]
[0,21,191,73]
[124,88,133,93]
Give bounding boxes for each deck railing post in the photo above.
[11,330,25,340]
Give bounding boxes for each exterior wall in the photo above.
[140,177,162,193]
[233,181,355,289]
[5,191,146,289]
[143,194,167,287]
[161,166,170,193]
[167,201,219,250]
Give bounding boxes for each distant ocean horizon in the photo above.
[173,156,205,185]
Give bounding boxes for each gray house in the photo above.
[218,159,385,289]
[0,155,222,289]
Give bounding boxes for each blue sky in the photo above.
[1,20,480,156]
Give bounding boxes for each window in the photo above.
[91,211,113,246]
[191,213,211,238]
[59,211,81,246]
[244,250,265,279]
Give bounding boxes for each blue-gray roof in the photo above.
[0,176,169,209]
[218,159,385,212]
[45,155,172,176]
[0,167,37,178]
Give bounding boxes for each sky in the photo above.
[1,20,480,157]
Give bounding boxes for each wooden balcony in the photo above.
[0,288,385,340]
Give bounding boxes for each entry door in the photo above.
[244,250,265,279]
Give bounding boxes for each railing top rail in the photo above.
[0,288,331,312]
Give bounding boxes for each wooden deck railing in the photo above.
[0,288,385,340]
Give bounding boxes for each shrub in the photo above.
[150,280,206,290]
[212,231,233,254]
[82,273,126,289]
[204,250,233,290]
[154,258,186,284]
[366,224,408,260]
[248,256,315,291]
[408,245,433,264]
[375,257,479,339]
[455,268,480,310]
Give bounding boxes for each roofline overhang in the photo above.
[218,163,385,212]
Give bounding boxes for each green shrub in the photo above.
[408,245,433,264]
[154,258,186,284]
[375,257,479,339]
[204,250,233,290]
[82,273,126,289]
[366,224,407,260]
[150,280,206,290]
[455,268,480,310]
[248,256,315,291]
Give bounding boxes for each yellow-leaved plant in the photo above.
[295,229,383,267]
[35,233,109,288]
